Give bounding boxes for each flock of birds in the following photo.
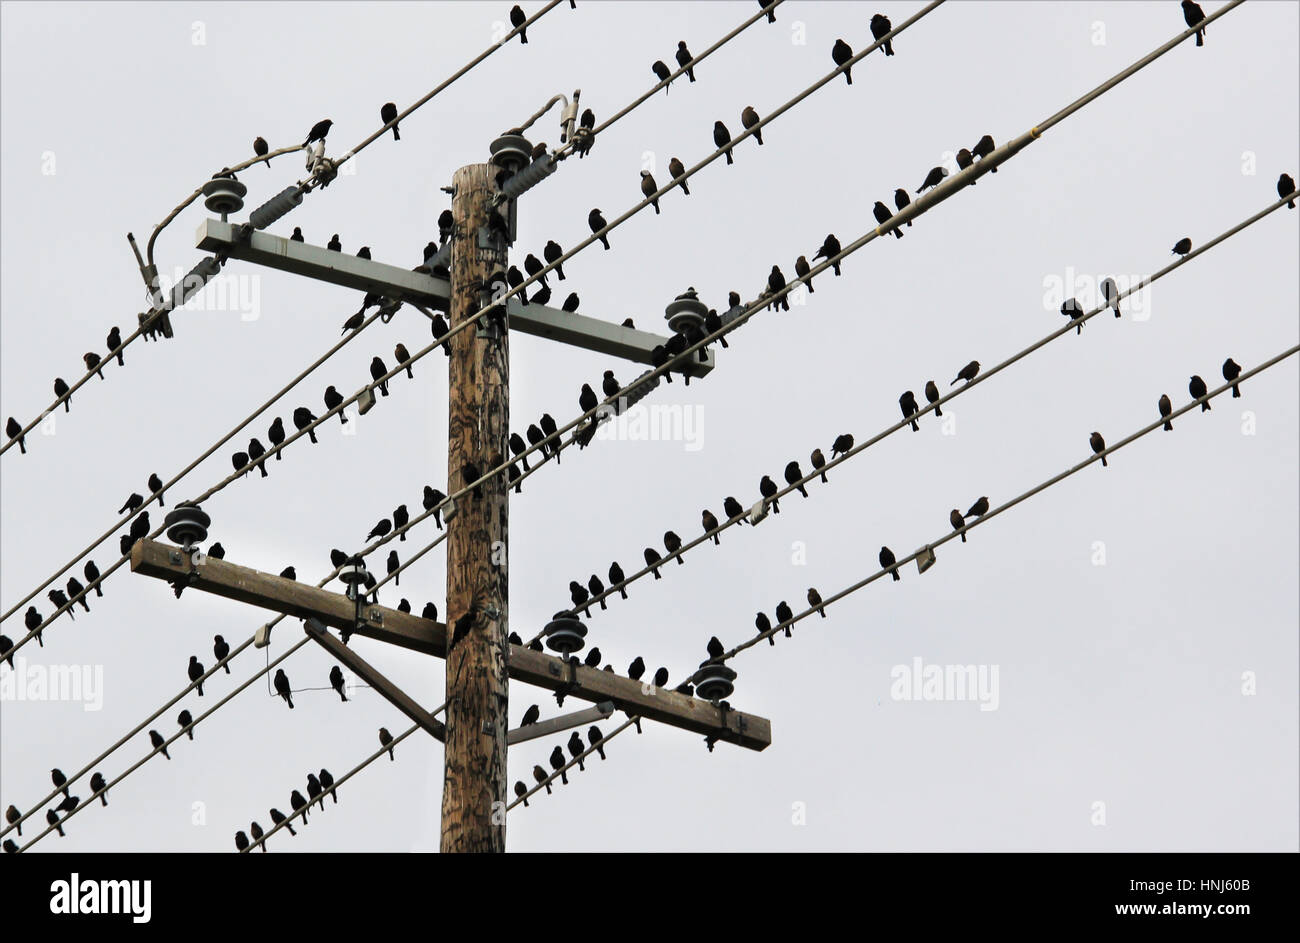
[513,716,607,805]
[234,765,338,852]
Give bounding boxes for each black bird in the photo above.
[247,438,269,477]
[588,209,610,250]
[579,382,598,413]
[894,188,913,224]
[380,727,395,760]
[810,448,827,483]
[119,491,144,514]
[318,770,337,806]
[653,666,669,687]
[628,656,646,680]
[768,265,789,311]
[967,496,989,518]
[567,731,586,770]
[253,135,269,167]
[670,157,689,195]
[808,587,826,617]
[303,118,333,148]
[55,794,80,815]
[713,121,734,164]
[652,59,672,88]
[879,546,900,581]
[706,635,725,660]
[47,809,65,838]
[874,200,902,238]
[1090,431,1108,467]
[924,380,943,417]
[67,577,90,612]
[451,605,478,649]
[187,655,205,695]
[543,240,566,280]
[918,166,947,193]
[292,406,319,444]
[144,473,165,506]
[523,253,548,292]
[640,170,660,214]
[274,668,294,709]
[702,509,720,544]
[1279,173,1297,209]
[532,764,551,794]
[644,547,663,579]
[760,474,780,513]
[514,781,530,806]
[775,601,794,637]
[609,561,628,599]
[84,352,104,379]
[756,611,774,646]
[549,745,569,784]
[526,423,545,463]
[269,807,296,836]
[307,773,323,811]
[521,704,540,726]
[588,726,607,759]
[250,820,266,849]
[561,292,580,313]
[52,768,70,798]
[1101,277,1121,317]
[1189,375,1210,411]
[663,530,685,563]
[366,518,392,543]
[329,665,348,702]
[813,234,842,274]
[48,589,73,622]
[28,604,48,640]
[393,503,409,540]
[724,495,745,523]
[290,789,309,823]
[1182,0,1205,45]
[106,325,124,365]
[212,634,230,673]
[871,13,894,54]
[370,356,390,396]
[587,574,606,610]
[462,461,483,499]
[3,805,20,837]
[150,729,170,760]
[1061,297,1086,334]
[90,772,108,805]
[1222,358,1242,397]
[54,377,71,412]
[422,602,438,621]
[392,343,413,380]
[1172,237,1192,256]
[268,416,286,460]
[355,246,372,261]
[326,234,342,252]
[790,255,814,294]
[208,542,225,559]
[972,134,996,170]
[951,360,980,386]
[231,451,249,477]
[741,105,763,146]
[340,311,364,334]
[950,508,967,542]
[506,265,529,305]
[423,487,446,528]
[570,580,591,616]
[5,416,24,454]
[955,148,974,176]
[380,101,400,140]
[178,709,194,740]
[387,549,400,586]
[832,39,853,84]
[760,0,777,22]
[290,227,304,242]
[899,390,920,431]
[510,4,527,41]
[397,599,411,614]
[1159,394,1174,431]
[676,40,695,81]
[324,385,347,424]
[784,460,808,497]
[0,635,12,668]
[127,510,150,544]
[508,432,531,472]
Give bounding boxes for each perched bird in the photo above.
[231,451,249,477]
[951,360,980,386]
[644,547,663,579]
[0,635,12,668]
[879,546,900,581]
[588,726,607,760]
[676,40,695,81]
[871,13,894,54]
[327,234,342,252]
[324,385,347,424]
[212,634,230,673]
[587,574,607,610]
[5,416,24,454]
[972,134,996,170]
[1101,277,1121,317]
[1182,0,1206,45]
[67,577,90,612]
[329,665,348,702]
[268,416,286,460]
[397,599,411,614]
[760,474,780,513]
[84,352,104,380]
[831,433,854,458]
[303,118,333,148]
[47,809,66,838]
[702,509,721,544]
[579,382,598,413]
[119,492,144,514]
[775,601,794,637]
[4,805,20,836]
[380,101,400,140]
[90,772,108,806]
[49,588,74,621]
[393,503,409,540]
[891,192,914,233]
[307,773,324,810]
[918,166,948,193]
[274,668,294,709]
[805,450,827,487]
[1061,297,1086,335]
[510,4,527,42]
[543,240,566,280]
[247,438,269,477]
[178,709,194,740]
[562,292,580,313]
[103,326,125,367]
[292,406,319,443]
[187,655,206,695]
[705,635,726,661]
[1159,394,1174,431]
[814,234,843,274]
[628,656,646,680]
[423,486,446,528]
[387,549,401,585]
[768,265,789,311]
[570,580,591,617]
[521,704,541,728]
[508,432,531,472]
[664,530,685,563]
[669,157,689,195]
[523,253,548,292]
[723,496,746,523]
[793,255,815,293]
[532,764,552,794]
[290,227,304,242]
[150,729,170,760]
[506,265,529,305]
[1090,431,1108,467]
[1172,237,1192,256]
[966,496,989,518]
[741,105,763,146]
[54,377,71,412]
[253,135,269,166]
[207,542,225,559]
[899,391,920,431]
[28,604,48,638]
[756,611,774,646]
[393,343,413,380]
[832,39,854,84]
[713,121,734,164]
[1222,358,1242,397]
[955,148,974,176]
[340,311,364,334]
[609,561,628,599]
[924,380,943,418]
[652,59,672,88]
[588,209,610,250]
[550,746,569,785]
[422,602,437,620]
[568,731,586,770]
[808,587,826,617]
[1279,173,1297,209]
[370,356,390,396]
[1189,375,1210,411]
[290,789,309,823]
[379,727,395,760]
[514,781,530,807]
[269,807,296,836]
[784,460,808,497]
[950,508,967,542]
[653,666,669,687]
[356,246,372,260]
[640,170,660,214]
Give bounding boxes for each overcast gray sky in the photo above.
[2,0,1296,852]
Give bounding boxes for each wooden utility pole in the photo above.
[442,163,510,853]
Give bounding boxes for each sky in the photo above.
[1,0,1296,853]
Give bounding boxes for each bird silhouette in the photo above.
[832,39,853,83]
[760,475,780,513]
[784,461,808,497]
[510,4,527,41]
[879,546,900,581]
[664,530,684,562]
[367,518,392,541]
[1189,375,1210,411]
[918,166,947,192]
[532,764,552,794]
[951,509,967,543]
[549,745,569,784]
[640,171,660,214]
[274,669,294,708]
[628,656,646,681]
[329,665,348,702]
[66,577,90,612]
[972,134,996,170]
[808,587,826,617]
[1222,358,1242,397]
[1090,432,1108,467]
[303,118,333,148]
[899,390,920,431]
[380,727,395,760]
[269,807,296,836]
[150,729,170,760]
[1101,277,1121,317]
[290,789,309,823]
[701,509,721,545]
[741,105,763,145]
[54,377,71,412]
[247,438,269,478]
[1159,394,1174,431]
[1279,173,1297,209]
[924,380,943,417]
[775,601,794,637]
[874,201,903,238]
[187,655,205,695]
[588,726,607,759]
[588,209,610,250]
[324,385,348,424]
[178,709,194,740]
[609,561,628,599]
[5,417,25,454]
[568,731,586,770]
[1172,237,1192,256]
[714,121,734,164]
[756,612,774,646]
[52,768,70,799]
[652,59,672,89]
[951,360,980,386]
[1181,0,1205,45]
[871,13,894,54]
[1061,297,1086,335]
[676,40,695,80]
[47,809,65,838]
[380,100,400,139]
[90,772,108,806]
[814,234,843,274]
[967,496,989,518]
[832,433,854,458]
[370,357,390,396]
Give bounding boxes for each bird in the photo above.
[178,709,194,740]
[676,40,695,81]
[340,311,364,334]
[247,438,269,477]
[669,157,689,195]
[118,492,144,514]
[462,460,483,500]
[290,789,309,823]
[972,134,996,171]
[380,101,400,140]
[231,451,249,477]
[562,292,580,313]
[831,433,854,459]
[532,765,551,794]
[324,385,347,424]
[951,360,980,386]
[1101,277,1121,317]
[760,475,780,513]
[422,602,437,621]
[213,634,230,673]
[207,542,225,560]
[871,13,894,54]
[52,768,70,799]
[5,416,25,454]
[274,668,294,708]
[579,382,598,414]
[774,601,795,638]
[47,809,66,838]
[0,635,12,668]
[187,655,206,695]
[508,432,531,473]
[397,599,411,614]
[1159,394,1174,431]
[150,729,170,760]
[252,135,269,167]
[88,772,108,806]
[379,726,395,761]
[66,577,90,612]
[520,704,541,729]
[1090,432,1108,467]
[832,39,853,84]
[510,4,527,41]
[640,170,660,214]
[543,240,566,279]
[900,391,921,431]
[643,547,663,579]
[793,255,815,293]
[701,509,721,545]
[48,588,74,623]
[1222,358,1242,397]
[268,416,286,460]
[329,665,348,702]
[1061,297,1086,334]
[784,460,808,497]
[741,105,763,145]
[423,486,446,528]
[918,166,947,192]
[567,731,586,770]
[355,246,372,261]
[967,496,989,518]
[523,253,548,291]
[723,495,746,523]
[249,820,266,850]
[628,656,646,680]
[889,191,914,232]
[713,121,734,164]
[1182,0,1206,45]
[290,227,304,242]
[664,530,685,563]
[588,726,607,760]
[756,612,774,646]
[955,148,974,177]
[292,406,319,444]
[950,508,967,542]
[84,352,104,379]
[922,380,943,418]
[54,377,71,412]
[600,370,623,403]
[652,59,672,88]
[550,745,569,784]
[392,503,409,540]
[653,666,669,687]
[269,807,296,836]
[102,326,125,368]
[393,343,413,380]
[588,209,610,250]
[587,574,607,610]
[4,805,20,836]
[386,550,401,586]
[879,546,900,581]
[1279,173,1297,209]
[1189,375,1210,411]
[29,604,48,638]
[609,561,628,599]
[569,580,591,616]
[303,118,333,148]
[326,234,342,252]
[768,265,789,311]
[814,234,843,274]
[704,635,727,661]
[306,773,324,811]
[1172,237,1192,256]
[513,781,530,807]
[506,265,529,305]
[807,587,826,618]
[370,356,390,396]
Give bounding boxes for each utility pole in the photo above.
[442,162,510,853]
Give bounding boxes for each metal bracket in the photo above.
[748,500,770,526]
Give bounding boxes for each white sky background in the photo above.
[1,0,1296,852]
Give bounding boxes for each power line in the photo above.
[507,715,638,811]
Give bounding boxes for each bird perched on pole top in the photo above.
[303,119,332,148]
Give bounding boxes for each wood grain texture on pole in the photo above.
[443,162,510,853]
